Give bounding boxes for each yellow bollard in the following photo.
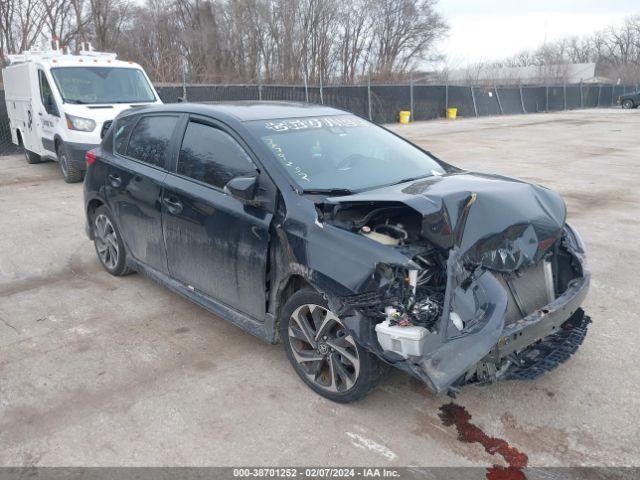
[399,110,411,124]
[446,107,458,120]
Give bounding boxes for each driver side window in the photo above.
[177,121,257,189]
[38,71,58,117]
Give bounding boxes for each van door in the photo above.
[37,70,59,154]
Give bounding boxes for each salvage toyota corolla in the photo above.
[84,102,591,402]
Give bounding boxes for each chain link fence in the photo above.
[1,82,639,157]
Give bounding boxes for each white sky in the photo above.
[435,0,639,66]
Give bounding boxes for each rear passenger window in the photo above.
[126,115,178,168]
[114,115,138,155]
[177,122,256,189]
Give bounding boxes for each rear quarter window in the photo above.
[125,115,178,168]
[114,115,139,155]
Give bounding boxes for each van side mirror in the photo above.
[224,175,259,205]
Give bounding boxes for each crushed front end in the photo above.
[321,172,591,396]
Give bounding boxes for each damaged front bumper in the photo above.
[342,240,591,397]
[399,268,589,396]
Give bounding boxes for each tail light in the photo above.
[85,149,97,166]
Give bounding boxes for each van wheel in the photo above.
[23,146,41,164]
[57,142,83,183]
[280,288,383,403]
[622,99,635,109]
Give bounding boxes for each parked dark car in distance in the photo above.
[619,91,640,109]
[84,102,591,402]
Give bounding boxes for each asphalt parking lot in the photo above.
[1,108,639,467]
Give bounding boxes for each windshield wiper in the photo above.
[65,99,88,104]
[388,173,433,187]
[302,188,353,196]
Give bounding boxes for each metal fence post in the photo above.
[579,81,584,108]
[610,84,615,106]
[304,74,309,103]
[545,85,549,111]
[494,85,503,115]
[181,62,188,102]
[258,70,263,101]
[445,83,449,117]
[519,85,526,113]
[563,84,567,110]
[409,73,414,122]
[319,77,324,105]
[596,84,602,107]
[367,73,372,120]
[470,86,478,117]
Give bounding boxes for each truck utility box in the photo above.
[2,43,161,182]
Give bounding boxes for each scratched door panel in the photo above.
[162,174,271,320]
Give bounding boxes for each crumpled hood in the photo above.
[327,172,566,272]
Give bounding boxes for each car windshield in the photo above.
[246,115,446,192]
[50,67,156,104]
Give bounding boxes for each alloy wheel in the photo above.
[288,304,360,393]
[94,214,119,270]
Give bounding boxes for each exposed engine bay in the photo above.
[315,172,591,395]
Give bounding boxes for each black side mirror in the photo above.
[224,175,259,205]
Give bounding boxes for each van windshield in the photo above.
[246,115,446,193]
[50,67,156,104]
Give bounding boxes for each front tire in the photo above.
[57,142,83,183]
[622,99,635,109]
[280,288,382,403]
[23,146,41,164]
[92,206,134,276]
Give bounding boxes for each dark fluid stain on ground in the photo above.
[439,402,528,480]
[174,327,190,334]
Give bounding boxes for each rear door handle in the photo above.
[108,173,122,188]
[163,197,183,215]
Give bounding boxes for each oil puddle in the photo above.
[439,402,528,480]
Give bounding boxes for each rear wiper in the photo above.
[302,188,353,195]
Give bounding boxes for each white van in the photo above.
[2,44,162,182]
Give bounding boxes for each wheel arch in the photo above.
[275,274,314,326]
[85,198,107,239]
[53,134,64,154]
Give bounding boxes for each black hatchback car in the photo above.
[84,102,591,402]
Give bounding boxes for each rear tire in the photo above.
[57,142,84,183]
[280,288,382,403]
[92,206,134,276]
[622,99,635,109]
